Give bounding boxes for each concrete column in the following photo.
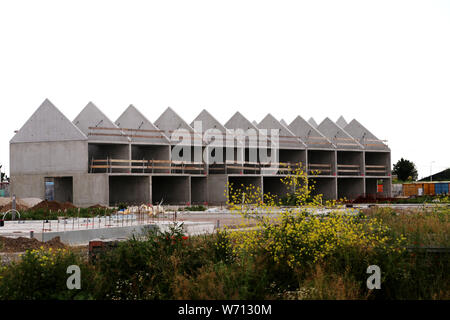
[149,175,153,204]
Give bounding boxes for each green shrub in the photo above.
[93,224,218,300]
[172,258,272,300]
[0,248,93,300]
[183,205,207,212]
[4,208,114,221]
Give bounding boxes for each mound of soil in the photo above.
[0,198,10,206]
[0,203,29,212]
[0,236,66,253]
[30,200,77,211]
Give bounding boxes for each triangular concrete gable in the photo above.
[154,107,202,146]
[258,114,306,149]
[336,116,348,128]
[317,118,363,150]
[308,117,319,128]
[345,119,388,150]
[225,112,269,148]
[11,99,87,143]
[288,116,334,149]
[191,109,227,133]
[225,111,260,132]
[115,105,170,145]
[154,107,194,134]
[73,102,129,143]
[191,109,230,146]
[280,119,288,127]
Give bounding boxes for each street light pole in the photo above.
[430,161,435,182]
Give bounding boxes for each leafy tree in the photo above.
[0,165,8,183]
[392,158,418,181]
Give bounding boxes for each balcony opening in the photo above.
[152,176,190,205]
[337,151,363,176]
[337,178,364,200]
[308,150,334,176]
[109,176,150,206]
[365,152,389,177]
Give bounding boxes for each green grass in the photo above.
[2,208,115,221]
[182,205,207,212]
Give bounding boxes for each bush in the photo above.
[0,247,93,300]
[172,258,272,300]
[4,207,114,221]
[183,205,207,212]
[93,224,221,300]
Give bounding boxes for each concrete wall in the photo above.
[383,178,392,197]
[73,174,109,207]
[207,174,228,205]
[10,174,46,199]
[10,141,88,175]
[109,176,151,206]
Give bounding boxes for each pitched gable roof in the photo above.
[190,109,230,146]
[73,102,129,143]
[258,113,306,149]
[154,107,202,145]
[288,115,334,149]
[115,105,169,145]
[11,99,87,143]
[191,109,228,133]
[336,116,348,128]
[308,117,319,128]
[225,112,268,148]
[317,118,363,150]
[345,119,389,150]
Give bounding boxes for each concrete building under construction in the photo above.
[9,100,392,207]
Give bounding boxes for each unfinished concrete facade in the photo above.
[10,100,392,207]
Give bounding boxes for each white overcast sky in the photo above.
[0,0,449,179]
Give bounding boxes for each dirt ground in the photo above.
[0,236,66,253]
[30,200,77,211]
[0,197,42,210]
[0,203,29,212]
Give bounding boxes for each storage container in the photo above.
[424,183,435,196]
[435,183,449,195]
